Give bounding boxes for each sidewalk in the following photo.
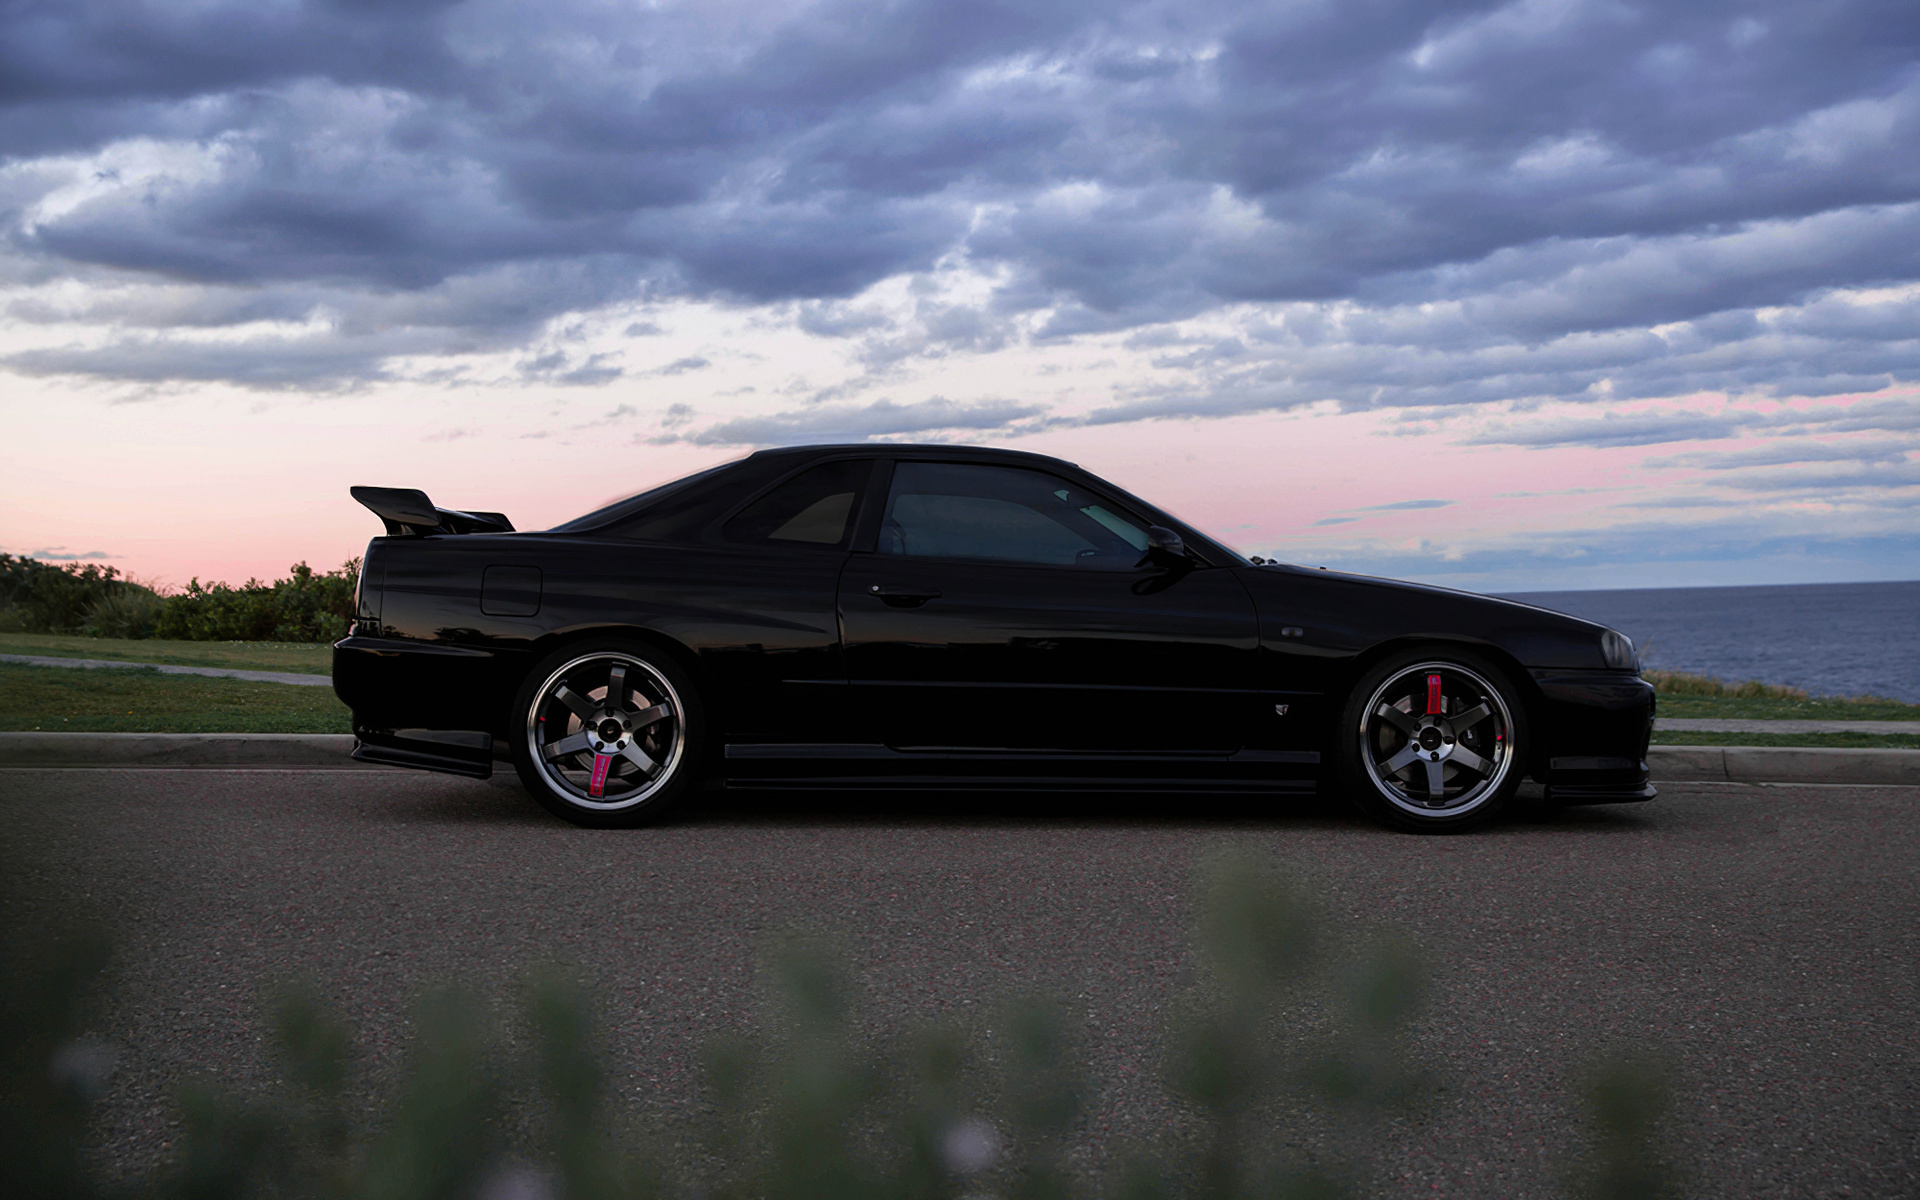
[0,653,333,688]
[0,733,360,767]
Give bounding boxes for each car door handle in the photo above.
[868,584,942,607]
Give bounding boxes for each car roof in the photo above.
[744,443,1078,471]
[556,441,1244,566]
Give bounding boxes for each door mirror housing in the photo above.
[1141,525,1191,567]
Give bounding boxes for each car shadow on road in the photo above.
[684,785,1659,835]
[383,772,1661,836]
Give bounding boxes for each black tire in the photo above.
[509,639,704,828]
[1334,646,1529,833]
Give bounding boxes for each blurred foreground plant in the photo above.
[2,854,1679,1200]
[0,923,113,1200]
[1566,1053,1680,1200]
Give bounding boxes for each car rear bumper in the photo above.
[335,634,516,779]
[332,634,510,730]
[351,725,496,779]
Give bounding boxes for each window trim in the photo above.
[862,458,1165,571]
[712,455,881,552]
[850,457,896,554]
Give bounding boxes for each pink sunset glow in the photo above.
[7,374,1913,595]
[1,1,1915,592]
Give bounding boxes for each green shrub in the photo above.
[0,555,148,635]
[150,560,360,643]
[1643,670,1808,700]
[0,556,359,643]
[0,854,1680,1200]
[81,587,169,639]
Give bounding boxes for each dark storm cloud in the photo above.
[1,0,1917,420]
[1465,396,1920,451]
[1302,498,1452,527]
[1297,524,1920,589]
[1649,439,1918,470]
[659,395,1044,445]
[1463,410,1769,449]
[22,546,111,560]
[1364,499,1455,511]
[1696,460,1920,493]
[5,334,407,388]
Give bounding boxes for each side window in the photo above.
[599,489,737,544]
[724,459,872,549]
[878,462,1152,568]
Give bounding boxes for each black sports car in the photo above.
[333,443,1655,831]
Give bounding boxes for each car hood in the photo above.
[1242,563,1615,670]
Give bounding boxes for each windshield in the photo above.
[547,460,742,532]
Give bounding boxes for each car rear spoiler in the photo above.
[351,486,514,536]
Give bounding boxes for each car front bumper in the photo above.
[1530,669,1657,803]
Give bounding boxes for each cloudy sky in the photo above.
[2,0,1916,591]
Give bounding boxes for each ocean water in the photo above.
[1500,580,1920,703]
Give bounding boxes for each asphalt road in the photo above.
[3,768,1915,1197]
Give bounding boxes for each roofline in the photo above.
[745,442,1077,469]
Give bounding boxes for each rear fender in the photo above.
[517,625,707,714]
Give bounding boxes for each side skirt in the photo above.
[726,776,1318,794]
[720,743,1319,793]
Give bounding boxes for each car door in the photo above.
[838,459,1260,755]
[685,455,873,743]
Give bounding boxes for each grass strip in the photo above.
[1651,730,1920,750]
[0,662,350,733]
[1646,669,1919,719]
[1654,693,1920,721]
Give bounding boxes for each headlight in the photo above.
[1600,629,1639,671]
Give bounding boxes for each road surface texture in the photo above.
[3,768,1914,1197]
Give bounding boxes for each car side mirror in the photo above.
[1141,525,1190,567]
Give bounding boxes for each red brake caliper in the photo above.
[589,753,613,797]
[1426,673,1443,716]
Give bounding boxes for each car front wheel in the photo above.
[510,641,701,827]
[1335,649,1527,832]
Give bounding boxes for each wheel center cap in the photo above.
[597,718,625,743]
[1415,721,1457,760]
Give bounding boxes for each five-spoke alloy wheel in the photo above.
[1336,649,1527,832]
[510,642,700,827]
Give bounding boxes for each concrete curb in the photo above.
[0,732,366,768]
[2,734,1917,785]
[1648,745,1920,786]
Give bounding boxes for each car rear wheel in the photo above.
[1335,648,1527,833]
[510,641,701,827]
